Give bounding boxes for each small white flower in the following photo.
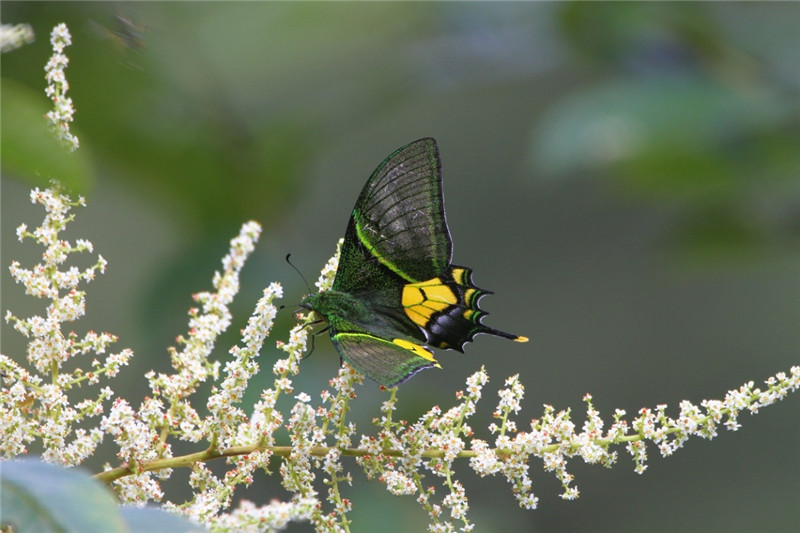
[314,239,343,291]
[16,223,28,242]
[1,23,35,53]
[44,23,78,151]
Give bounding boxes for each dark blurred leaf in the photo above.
[557,3,717,70]
[530,73,800,257]
[530,75,788,189]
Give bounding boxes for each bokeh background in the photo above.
[3,3,800,532]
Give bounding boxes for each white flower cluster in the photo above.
[4,187,799,532]
[466,368,800,506]
[211,497,317,532]
[112,220,272,504]
[314,240,342,292]
[347,364,800,526]
[0,23,35,53]
[100,397,168,503]
[187,360,363,531]
[44,23,79,151]
[626,369,800,471]
[2,187,126,464]
[353,371,488,532]
[171,239,358,530]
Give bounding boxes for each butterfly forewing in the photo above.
[339,138,451,288]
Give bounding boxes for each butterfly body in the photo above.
[301,138,527,386]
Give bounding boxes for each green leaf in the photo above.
[0,458,206,533]
[119,506,208,532]
[530,75,787,181]
[1,458,126,533]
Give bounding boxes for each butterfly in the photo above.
[301,138,527,386]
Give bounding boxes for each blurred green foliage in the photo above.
[2,3,799,532]
[1,79,93,192]
[0,459,205,532]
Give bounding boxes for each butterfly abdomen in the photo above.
[401,266,527,352]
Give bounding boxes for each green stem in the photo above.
[94,444,493,485]
[95,378,784,486]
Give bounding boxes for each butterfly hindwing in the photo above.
[401,265,525,351]
[330,327,438,387]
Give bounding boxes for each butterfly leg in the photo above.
[301,323,330,360]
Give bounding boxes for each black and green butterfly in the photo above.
[301,138,528,386]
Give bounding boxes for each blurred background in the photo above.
[2,3,800,532]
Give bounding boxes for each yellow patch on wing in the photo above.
[392,338,440,367]
[514,335,530,343]
[401,277,458,327]
[462,288,478,305]
[444,267,477,308]
[451,267,468,285]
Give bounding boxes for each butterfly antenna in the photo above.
[286,253,313,293]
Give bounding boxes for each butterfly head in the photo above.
[299,293,314,312]
[298,293,325,325]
